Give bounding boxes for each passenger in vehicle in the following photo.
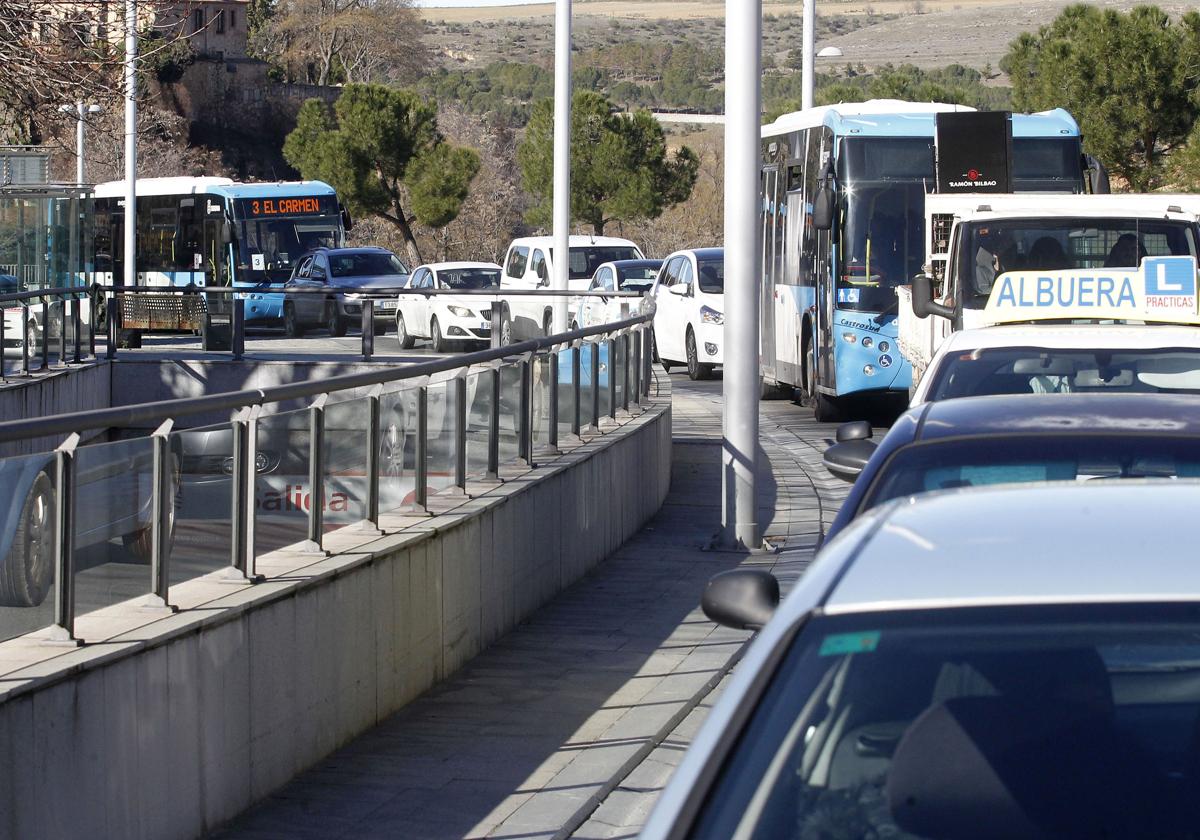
[1027,236,1069,270]
[1104,233,1148,268]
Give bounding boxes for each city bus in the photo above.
[758,101,1094,420]
[93,177,348,324]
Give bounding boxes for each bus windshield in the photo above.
[961,218,1200,306]
[232,195,343,285]
[836,138,931,313]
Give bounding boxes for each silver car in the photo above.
[645,481,1200,839]
[283,247,409,337]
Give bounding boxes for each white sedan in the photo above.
[574,259,662,329]
[396,262,501,352]
[910,323,1200,405]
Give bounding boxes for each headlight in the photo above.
[447,305,473,317]
[861,336,873,349]
[700,305,724,325]
[842,332,857,343]
[343,292,362,301]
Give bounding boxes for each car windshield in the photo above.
[329,252,408,277]
[861,435,1200,512]
[697,258,724,293]
[438,268,500,289]
[961,218,1199,304]
[692,604,1200,840]
[550,247,642,280]
[927,348,1200,400]
[616,266,658,290]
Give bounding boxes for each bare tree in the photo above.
[261,0,427,86]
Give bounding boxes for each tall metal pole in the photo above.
[123,0,138,293]
[722,0,761,549]
[802,0,816,110]
[74,101,85,187]
[551,0,571,334]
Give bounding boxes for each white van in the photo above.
[651,248,724,380]
[498,235,643,342]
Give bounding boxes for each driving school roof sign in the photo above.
[983,256,1200,326]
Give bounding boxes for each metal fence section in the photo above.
[0,303,655,645]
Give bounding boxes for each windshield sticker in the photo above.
[983,256,1200,326]
[820,631,881,656]
[837,287,861,304]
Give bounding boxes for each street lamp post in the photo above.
[59,102,103,186]
[124,0,138,294]
[551,0,571,333]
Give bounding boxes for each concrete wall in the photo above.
[0,361,110,456]
[0,397,672,840]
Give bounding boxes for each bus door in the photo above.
[760,164,779,381]
[813,128,836,391]
[201,199,228,287]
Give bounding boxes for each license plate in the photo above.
[480,320,490,330]
[377,300,397,311]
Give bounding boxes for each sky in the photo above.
[416,0,548,7]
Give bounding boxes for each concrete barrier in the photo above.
[0,390,672,840]
[0,361,110,456]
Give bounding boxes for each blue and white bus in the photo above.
[93,177,348,323]
[758,101,1092,419]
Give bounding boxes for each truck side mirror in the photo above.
[911,273,954,320]
[1085,154,1110,195]
[340,205,354,232]
[813,183,836,231]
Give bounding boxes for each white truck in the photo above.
[497,235,643,342]
[898,193,1200,387]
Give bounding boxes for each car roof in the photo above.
[418,262,501,272]
[309,246,392,255]
[666,247,723,261]
[908,392,1200,440]
[607,259,662,270]
[823,481,1200,613]
[939,324,1200,353]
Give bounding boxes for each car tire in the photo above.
[430,317,446,353]
[123,454,180,562]
[652,330,671,372]
[326,302,346,337]
[499,309,513,346]
[0,471,54,607]
[685,328,713,381]
[396,313,415,349]
[284,303,304,338]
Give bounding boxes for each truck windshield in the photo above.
[837,138,932,313]
[961,218,1200,306]
[550,247,643,280]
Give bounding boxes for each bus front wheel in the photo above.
[804,337,840,423]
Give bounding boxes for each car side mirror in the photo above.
[836,420,872,443]
[813,182,836,231]
[668,284,687,296]
[911,273,953,320]
[823,437,877,483]
[702,568,780,631]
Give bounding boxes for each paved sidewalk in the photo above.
[214,375,848,840]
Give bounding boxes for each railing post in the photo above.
[642,326,652,397]
[621,332,630,413]
[47,433,81,645]
[519,354,534,466]
[487,366,501,480]
[632,328,643,408]
[455,374,468,493]
[571,344,582,438]
[88,290,96,359]
[547,350,559,450]
[146,418,176,611]
[72,296,82,364]
[304,395,328,552]
[607,337,617,422]
[231,297,245,361]
[56,297,67,369]
[40,297,50,370]
[106,296,118,360]
[364,384,382,530]
[490,300,503,349]
[414,385,429,511]
[21,302,31,375]
[0,303,6,382]
[229,407,251,578]
[590,340,601,431]
[361,299,374,361]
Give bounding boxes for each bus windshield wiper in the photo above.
[872,300,898,324]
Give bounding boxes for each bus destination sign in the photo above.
[235,195,335,218]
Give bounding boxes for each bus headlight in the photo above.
[862,337,873,349]
[863,365,875,376]
[700,305,724,325]
[842,332,857,343]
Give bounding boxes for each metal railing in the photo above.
[0,283,92,379]
[0,303,655,646]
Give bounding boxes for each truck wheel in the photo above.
[0,472,54,607]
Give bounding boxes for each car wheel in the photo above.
[326,301,346,337]
[396,313,415,349]
[430,317,446,353]
[284,302,304,338]
[124,454,180,562]
[805,338,841,423]
[0,471,54,607]
[685,328,713,381]
[652,330,671,372]
[500,310,513,346]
